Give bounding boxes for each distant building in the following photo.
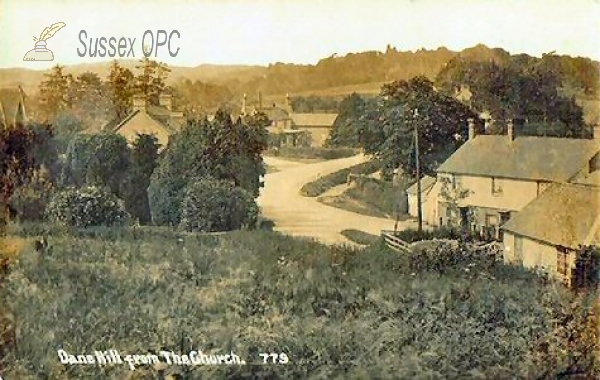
[101,93,184,150]
[433,119,600,239]
[241,92,338,147]
[502,183,600,286]
[289,113,339,146]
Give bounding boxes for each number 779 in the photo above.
[259,353,289,364]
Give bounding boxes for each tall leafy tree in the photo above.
[326,92,366,147]
[68,72,114,129]
[38,65,72,120]
[123,134,159,224]
[148,110,268,226]
[0,121,57,226]
[63,133,131,197]
[135,57,171,106]
[107,61,135,120]
[435,56,588,137]
[356,77,475,177]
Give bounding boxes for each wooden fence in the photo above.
[381,230,411,253]
[381,230,504,256]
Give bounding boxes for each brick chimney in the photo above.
[159,93,172,111]
[507,119,515,141]
[132,95,146,112]
[468,118,477,140]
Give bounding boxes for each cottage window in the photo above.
[557,247,569,277]
[491,177,503,196]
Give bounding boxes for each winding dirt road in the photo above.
[257,155,417,245]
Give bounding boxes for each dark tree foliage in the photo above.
[290,95,339,113]
[148,110,268,226]
[326,93,366,147]
[180,178,259,232]
[173,79,233,114]
[0,122,57,226]
[571,246,600,291]
[123,134,160,224]
[107,61,135,120]
[63,133,131,198]
[355,77,475,177]
[435,56,588,137]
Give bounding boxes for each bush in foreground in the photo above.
[179,178,259,232]
[45,186,128,228]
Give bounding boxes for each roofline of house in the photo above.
[500,228,579,251]
[435,170,562,183]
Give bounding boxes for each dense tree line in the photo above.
[435,52,589,137]
[328,78,475,178]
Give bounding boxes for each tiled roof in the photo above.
[502,183,600,248]
[437,135,600,182]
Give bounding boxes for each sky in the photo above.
[1,0,599,69]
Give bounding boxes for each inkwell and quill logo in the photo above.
[23,22,66,61]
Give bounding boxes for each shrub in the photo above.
[9,168,54,221]
[148,167,188,227]
[179,178,259,232]
[393,227,467,243]
[45,186,128,228]
[300,159,381,197]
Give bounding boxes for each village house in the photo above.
[102,93,185,150]
[502,182,600,286]
[241,92,338,147]
[424,119,599,240]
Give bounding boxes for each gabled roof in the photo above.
[290,113,338,127]
[111,110,178,135]
[437,135,600,182]
[502,183,600,249]
[0,87,27,125]
[406,175,436,195]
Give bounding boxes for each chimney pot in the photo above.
[507,119,515,141]
[468,118,477,140]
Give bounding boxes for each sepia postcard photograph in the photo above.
[0,0,599,378]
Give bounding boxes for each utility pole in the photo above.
[414,108,423,233]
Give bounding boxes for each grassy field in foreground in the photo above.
[1,225,598,379]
